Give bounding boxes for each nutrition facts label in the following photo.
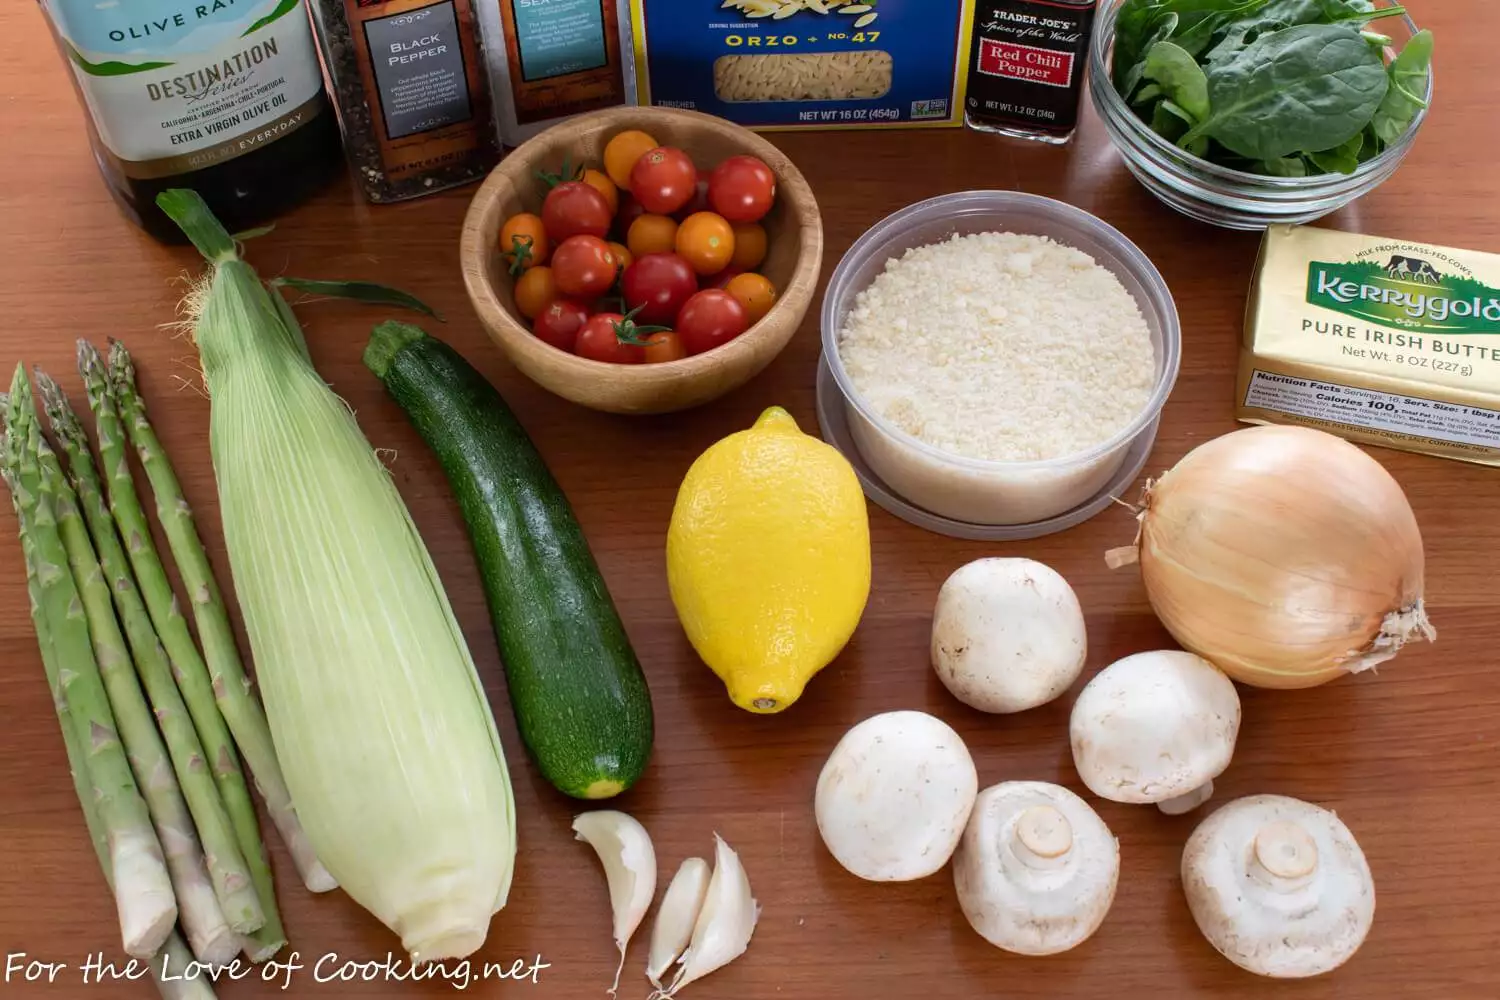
[1244,370,1500,448]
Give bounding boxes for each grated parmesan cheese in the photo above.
[836,232,1156,463]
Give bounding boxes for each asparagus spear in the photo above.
[94,341,333,894]
[13,372,265,938]
[10,461,218,1000]
[4,371,177,959]
[36,370,271,962]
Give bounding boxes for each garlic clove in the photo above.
[573,810,658,996]
[646,857,711,988]
[662,834,759,997]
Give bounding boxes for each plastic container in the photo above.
[819,190,1180,535]
[1088,0,1432,231]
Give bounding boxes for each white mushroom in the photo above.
[1181,794,1375,978]
[953,781,1119,956]
[815,710,978,882]
[930,558,1087,713]
[1069,650,1240,814]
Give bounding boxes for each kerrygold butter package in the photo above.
[1238,224,1500,466]
[629,0,973,130]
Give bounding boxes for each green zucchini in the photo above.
[363,321,653,799]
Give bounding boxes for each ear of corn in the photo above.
[157,189,517,962]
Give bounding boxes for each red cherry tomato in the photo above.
[674,179,712,221]
[575,312,648,365]
[708,155,776,224]
[629,147,698,215]
[542,181,612,242]
[675,289,749,356]
[532,299,590,353]
[620,252,699,325]
[614,191,648,241]
[551,235,618,300]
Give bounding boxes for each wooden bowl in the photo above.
[460,107,823,415]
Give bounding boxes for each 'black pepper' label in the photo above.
[966,0,1095,137]
[362,1,475,139]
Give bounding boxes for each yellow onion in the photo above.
[1107,425,1434,689]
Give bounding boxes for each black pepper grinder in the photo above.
[965,0,1098,144]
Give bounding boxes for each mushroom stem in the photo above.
[1157,780,1214,816]
[1249,820,1320,890]
[1011,806,1073,870]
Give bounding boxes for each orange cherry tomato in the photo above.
[603,129,659,191]
[724,272,777,323]
[608,241,634,273]
[642,331,687,363]
[500,212,549,273]
[627,214,679,258]
[514,265,557,320]
[675,212,736,276]
[729,223,767,272]
[582,168,620,216]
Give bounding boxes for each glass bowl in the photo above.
[819,191,1181,535]
[1088,0,1432,231]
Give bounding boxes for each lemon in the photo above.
[667,406,871,713]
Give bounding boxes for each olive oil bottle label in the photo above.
[41,0,325,179]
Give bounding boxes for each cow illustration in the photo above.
[1385,255,1442,284]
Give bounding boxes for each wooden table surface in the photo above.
[3,4,1497,999]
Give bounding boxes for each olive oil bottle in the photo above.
[38,0,343,242]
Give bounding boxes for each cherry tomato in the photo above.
[575,312,648,365]
[542,181,612,243]
[621,252,699,325]
[708,155,776,224]
[674,180,712,221]
[513,265,556,320]
[500,212,549,273]
[614,191,647,240]
[551,235,618,300]
[725,272,777,323]
[675,289,749,356]
[642,331,687,364]
[675,212,736,276]
[532,299,589,353]
[603,129,659,190]
[581,168,619,216]
[627,214,679,258]
[729,223,767,272]
[630,147,698,215]
[607,241,634,273]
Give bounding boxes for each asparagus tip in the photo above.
[77,339,104,376]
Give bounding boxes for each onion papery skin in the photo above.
[1138,426,1432,690]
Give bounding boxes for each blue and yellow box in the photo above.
[629,0,974,129]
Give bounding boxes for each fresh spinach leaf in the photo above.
[1182,23,1389,160]
[1260,156,1310,176]
[1306,132,1364,173]
[1114,2,1173,93]
[1370,28,1433,146]
[1133,83,1166,106]
[1143,41,1211,120]
[1152,99,1197,141]
[1119,12,1180,98]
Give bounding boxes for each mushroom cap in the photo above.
[953,781,1119,956]
[1181,794,1375,978]
[930,558,1087,714]
[1069,650,1240,805]
[815,710,978,882]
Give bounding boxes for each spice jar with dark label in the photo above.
[965,0,1097,144]
[308,0,501,202]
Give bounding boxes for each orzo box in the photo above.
[1238,224,1500,466]
[628,0,973,129]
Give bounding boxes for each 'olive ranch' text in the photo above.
[104,0,258,43]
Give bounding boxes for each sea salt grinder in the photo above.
[965,0,1097,144]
